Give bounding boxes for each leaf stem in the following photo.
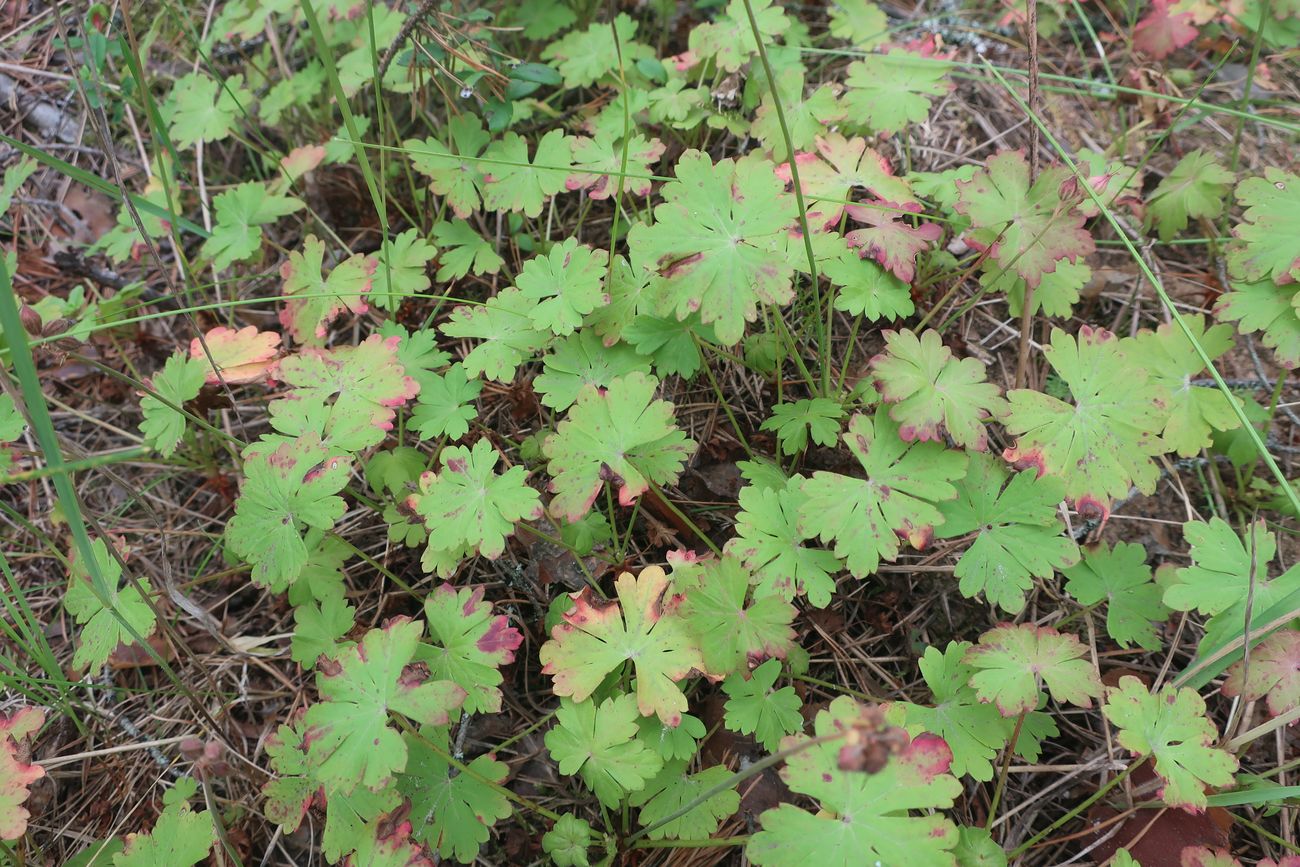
[624,731,843,845]
[986,709,1026,831]
[1229,0,1271,173]
[643,479,722,557]
[1008,759,1142,858]
[397,718,563,822]
[738,0,826,396]
[631,836,751,849]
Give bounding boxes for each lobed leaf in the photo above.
[65,538,156,672]
[305,617,466,795]
[955,150,1095,289]
[628,150,795,346]
[540,565,704,726]
[749,697,961,867]
[542,372,695,522]
[279,236,375,346]
[1003,326,1168,513]
[798,410,967,578]
[1222,628,1300,719]
[0,708,45,840]
[936,453,1077,614]
[1063,541,1170,651]
[1103,676,1237,812]
[871,328,1008,450]
[965,624,1102,716]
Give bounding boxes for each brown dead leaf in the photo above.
[61,185,116,245]
[1085,764,1232,864]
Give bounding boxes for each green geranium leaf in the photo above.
[545,695,664,807]
[936,453,1078,614]
[407,439,543,573]
[65,539,156,672]
[139,353,206,457]
[748,697,961,866]
[1103,676,1237,811]
[628,150,795,346]
[965,624,1102,717]
[871,329,1008,450]
[291,592,355,668]
[676,555,796,677]
[1146,149,1234,242]
[201,182,302,271]
[798,410,967,578]
[304,617,466,794]
[729,480,840,607]
[630,762,739,840]
[226,436,350,592]
[761,398,844,456]
[1125,314,1240,457]
[399,725,512,863]
[542,372,695,522]
[1063,541,1170,651]
[721,658,803,752]
[411,364,481,441]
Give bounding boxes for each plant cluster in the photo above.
[1,0,1299,865]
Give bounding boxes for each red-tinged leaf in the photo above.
[1222,629,1300,719]
[1181,847,1241,867]
[955,150,1095,288]
[226,436,351,591]
[1003,326,1169,512]
[775,134,916,228]
[190,325,280,384]
[798,410,968,578]
[305,617,466,794]
[280,235,376,345]
[843,200,942,283]
[344,818,436,867]
[965,623,1102,716]
[419,585,526,712]
[540,566,705,726]
[567,134,665,199]
[1104,677,1237,812]
[1181,848,1300,867]
[1133,0,1198,59]
[280,144,326,182]
[542,372,695,522]
[870,328,1008,450]
[0,707,44,841]
[271,334,420,452]
[748,697,961,866]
